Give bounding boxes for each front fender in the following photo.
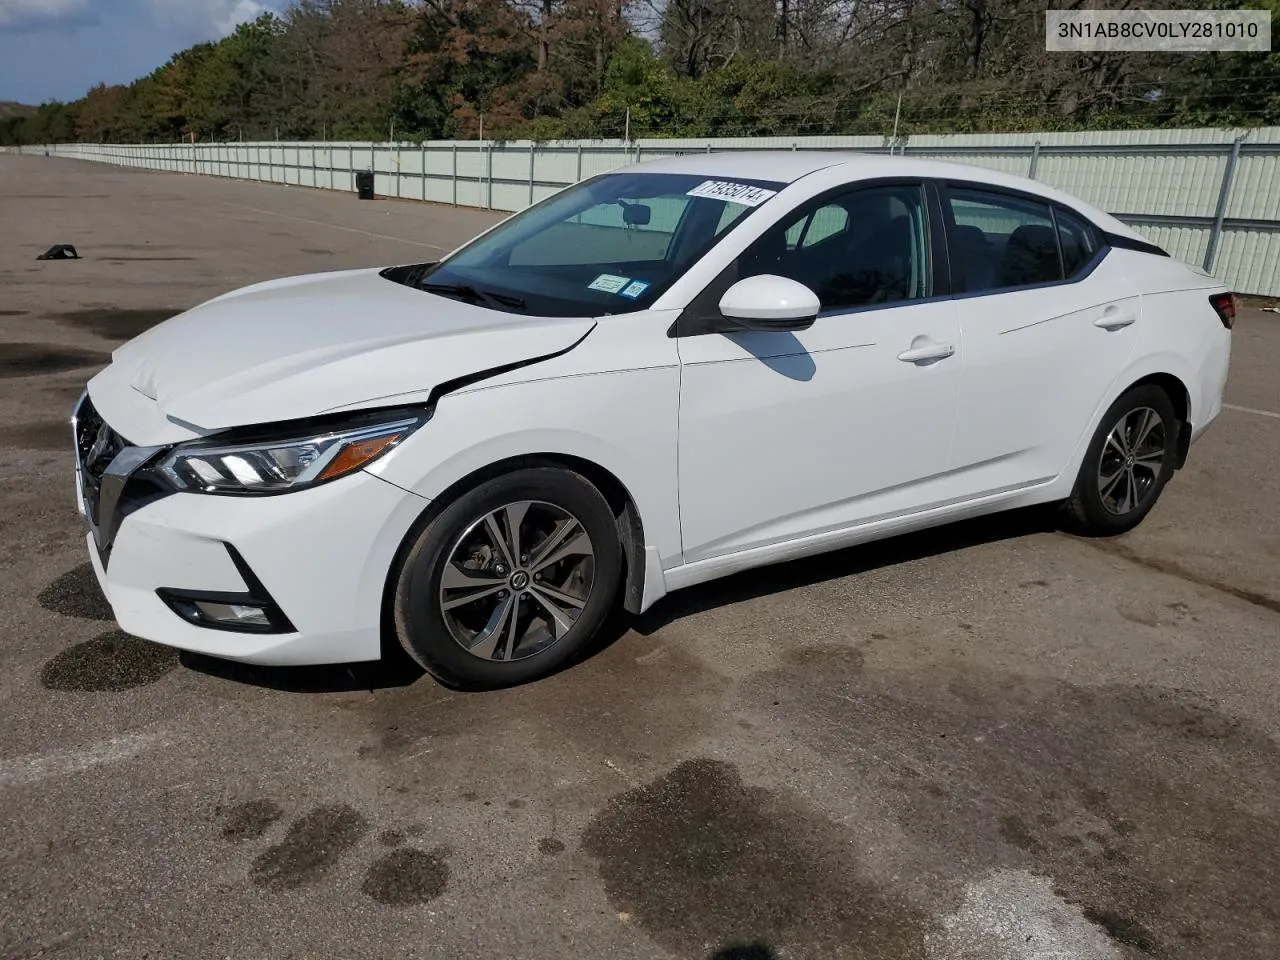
[366,365,683,576]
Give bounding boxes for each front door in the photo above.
[675,181,963,564]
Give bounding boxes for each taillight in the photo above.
[1209,292,1236,329]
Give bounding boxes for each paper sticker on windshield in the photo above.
[588,273,631,294]
[686,180,778,207]
[619,281,650,300]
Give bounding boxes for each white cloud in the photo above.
[0,0,94,31]
[146,0,270,40]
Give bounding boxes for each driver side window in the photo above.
[740,184,930,312]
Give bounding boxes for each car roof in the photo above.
[619,150,849,183]
[615,150,1142,240]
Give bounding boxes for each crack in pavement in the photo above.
[1068,535,1280,617]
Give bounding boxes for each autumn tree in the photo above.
[5,0,1275,145]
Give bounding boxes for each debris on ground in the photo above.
[36,244,80,261]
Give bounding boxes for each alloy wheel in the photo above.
[437,500,596,661]
[1097,406,1166,516]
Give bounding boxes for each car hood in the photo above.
[88,268,595,444]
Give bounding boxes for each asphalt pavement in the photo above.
[1,153,1277,960]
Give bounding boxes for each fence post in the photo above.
[1203,136,1244,274]
[486,141,493,209]
[576,143,583,182]
[452,143,458,205]
[528,141,535,206]
[1028,141,1042,180]
[422,141,428,201]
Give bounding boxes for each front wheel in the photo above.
[393,467,622,689]
[1060,384,1179,536]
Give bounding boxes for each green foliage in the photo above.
[1,0,1277,147]
[593,39,689,136]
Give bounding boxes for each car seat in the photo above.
[995,224,1060,288]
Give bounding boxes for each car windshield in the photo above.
[406,172,787,317]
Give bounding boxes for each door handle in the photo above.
[897,340,956,363]
[1095,308,1136,330]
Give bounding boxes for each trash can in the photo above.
[356,170,375,200]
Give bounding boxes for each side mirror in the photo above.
[718,275,820,331]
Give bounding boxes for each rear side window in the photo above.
[1056,207,1099,276]
[946,188,1063,293]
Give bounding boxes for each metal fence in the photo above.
[9,127,1280,296]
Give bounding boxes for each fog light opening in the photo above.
[156,550,296,635]
[192,600,272,627]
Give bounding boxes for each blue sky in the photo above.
[0,0,285,104]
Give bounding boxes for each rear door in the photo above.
[941,183,1140,497]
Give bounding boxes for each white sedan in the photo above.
[72,152,1233,688]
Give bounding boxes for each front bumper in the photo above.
[74,395,430,665]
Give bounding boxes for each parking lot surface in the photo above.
[1,153,1278,960]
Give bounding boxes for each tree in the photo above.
[657,0,775,78]
[13,0,1279,145]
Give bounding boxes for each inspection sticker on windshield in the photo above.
[588,274,631,294]
[619,281,650,300]
[686,180,777,207]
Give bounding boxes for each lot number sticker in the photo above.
[686,180,778,207]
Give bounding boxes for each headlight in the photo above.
[158,412,425,494]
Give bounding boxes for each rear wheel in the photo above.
[393,468,622,689]
[1060,384,1179,536]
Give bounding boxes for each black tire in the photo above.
[393,467,622,689]
[1060,384,1180,536]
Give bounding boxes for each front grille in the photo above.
[75,396,126,526]
[73,396,174,569]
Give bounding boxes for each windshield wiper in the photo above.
[421,282,526,311]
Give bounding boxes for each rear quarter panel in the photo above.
[1040,248,1230,501]
[1119,249,1232,432]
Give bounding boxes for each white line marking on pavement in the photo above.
[1224,403,1280,420]
[218,202,453,251]
[0,732,167,790]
